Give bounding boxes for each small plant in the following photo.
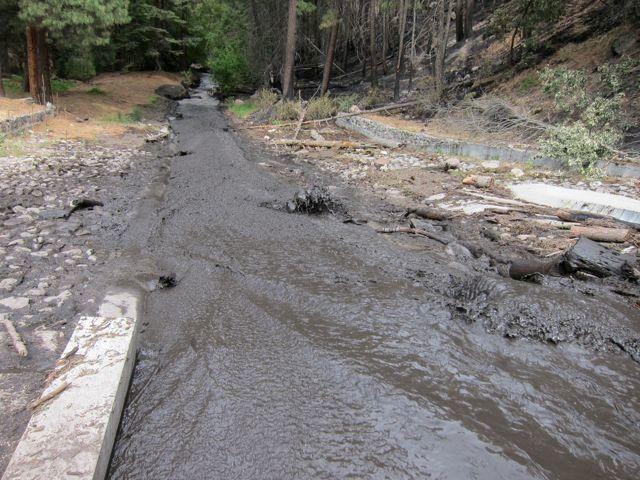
[306,96,337,120]
[51,78,76,94]
[86,87,107,96]
[253,89,279,110]
[101,107,143,124]
[228,101,259,119]
[360,87,389,108]
[275,101,301,121]
[336,94,359,112]
[518,73,539,93]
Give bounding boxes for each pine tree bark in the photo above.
[26,25,52,105]
[435,0,453,100]
[464,0,475,39]
[455,0,465,42]
[393,0,408,101]
[321,15,339,96]
[369,0,378,87]
[0,52,5,97]
[282,0,298,100]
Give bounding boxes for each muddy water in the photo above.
[108,93,640,479]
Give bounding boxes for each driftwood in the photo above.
[562,237,637,279]
[404,207,451,221]
[275,139,376,149]
[570,226,631,243]
[377,226,452,245]
[1,315,28,357]
[29,381,70,410]
[293,106,307,140]
[243,101,420,130]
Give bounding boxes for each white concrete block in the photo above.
[2,292,139,480]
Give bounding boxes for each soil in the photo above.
[0,72,175,474]
[0,98,46,122]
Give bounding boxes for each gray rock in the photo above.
[0,296,30,310]
[0,278,19,292]
[155,84,190,100]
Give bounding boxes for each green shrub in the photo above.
[518,73,539,93]
[540,122,618,177]
[254,89,279,110]
[51,78,77,93]
[539,67,588,113]
[86,87,106,96]
[360,87,389,108]
[63,55,96,82]
[226,99,259,119]
[306,96,337,120]
[275,101,301,121]
[336,94,359,112]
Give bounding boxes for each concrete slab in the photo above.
[509,183,640,226]
[1,291,139,480]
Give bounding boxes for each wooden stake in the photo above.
[1,315,28,357]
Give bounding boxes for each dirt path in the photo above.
[106,92,640,479]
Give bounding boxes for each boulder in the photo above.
[155,84,189,100]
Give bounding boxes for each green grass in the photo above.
[86,87,107,96]
[51,78,76,93]
[100,107,143,124]
[0,133,26,157]
[228,101,259,119]
[4,75,25,96]
[148,94,161,105]
[518,73,540,93]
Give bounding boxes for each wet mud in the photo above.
[108,93,640,479]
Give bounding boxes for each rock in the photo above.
[155,84,189,100]
[510,168,524,178]
[348,105,361,114]
[44,290,72,308]
[0,278,19,292]
[481,160,501,170]
[444,158,461,171]
[462,175,495,188]
[0,296,30,310]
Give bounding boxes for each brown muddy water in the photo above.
[108,93,640,479]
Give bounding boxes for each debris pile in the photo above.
[285,186,342,215]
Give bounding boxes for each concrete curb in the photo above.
[1,290,141,480]
[337,115,640,179]
[0,104,56,134]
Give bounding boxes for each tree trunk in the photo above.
[408,0,418,91]
[382,7,389,74]
[26,25,52,105]
[369,0,378,87]
[282,0,298,100]
[0,51,5,97]
[455,0,465,42]
[435,0,453,100]
[464,0,475,39]
[393,0,409,101]
[321,15,339,96]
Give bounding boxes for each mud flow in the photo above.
[108,85,640,479]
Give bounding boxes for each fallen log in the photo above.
[29,381,70,410]
[243,101,420,130]
[562,237,637,279]
[404,207,451,221]
[274,139,377,149]
[1,315,28,357]
[377,226,452,245]
[569,226,630,243]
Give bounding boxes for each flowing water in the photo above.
[108,87,640,479]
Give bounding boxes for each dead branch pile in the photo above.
[430,96,549,141]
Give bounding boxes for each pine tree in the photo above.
[19,0,129,104]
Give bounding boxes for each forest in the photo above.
[1,0,639,173]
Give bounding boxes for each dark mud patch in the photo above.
[260,185,346,216]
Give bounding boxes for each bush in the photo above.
[63,55,96,82]
[336,94,359,112]
[254,89,279,110]
[360,87,389,108]
[539,67,588,113]
[306,96,337,120]
[275,101,301,121]
[541,122,619,177]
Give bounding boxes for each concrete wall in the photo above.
[337,115,640,179]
